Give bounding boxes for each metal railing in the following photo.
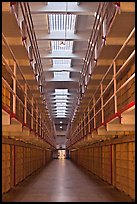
[79,2,117,96]
[67,27,135,148]
[10,2,46,90]
[2,33,55,147]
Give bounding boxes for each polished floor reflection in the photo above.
[2,159,133,202]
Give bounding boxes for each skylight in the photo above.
[56,111,66,113]
[55,89,68,94]
[56,115,66,117]
[51,41,73,51]
[55,106,67,110]
[56,113,67,115]
[47,2,77,118]
[48,13,76,32]
[53,59,71,66]
[54,71,70,79]
[56,102,67,106]
[54,99,68,102]
[55,112,67,115]
[55,96,68,100]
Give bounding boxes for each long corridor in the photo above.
[2,159,133,202]
[2,2,135,201]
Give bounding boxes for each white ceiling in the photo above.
[29,2,99,132]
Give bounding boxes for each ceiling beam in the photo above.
[50,93,76,97]
[41,51,85,59]
[52,110,72,112]
[45,78,79,82]
[50,104,73,108]
[50,101,74,105]
[36,31,90,41]
[53,112,71,114]
[41,58,83,66]
[30,4,97,15]
[52,112,72,115]
[50,99,75,102]
[43,65,82,72]
[50,95,75,99]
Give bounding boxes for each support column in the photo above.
[81,118,83,138]
[31,97,34,130]
[84,113,86,137]
[113,62,117,113]
[24,83,27,124]
[36,103,39,134]
[93,96,96,129]
[94,44,98,62]
[102,16,106,45]
[13,62,16,114]
[88,106,91,133]
[39,113,42,137]
[101,84,104,123]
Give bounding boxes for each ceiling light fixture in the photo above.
[60,41,66,47]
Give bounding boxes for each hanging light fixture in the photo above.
[59,2,68,47]
[60,41,66,47]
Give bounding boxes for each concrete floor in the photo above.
[2,159,133,202]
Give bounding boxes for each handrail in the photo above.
[74,27,135,125]
[19,2,43,78]
[87,28,135,118]
[82,3,104,69]
[79,3,116,86]
[2,32,55,145]
[12,2,54,135]
[83,3,107,72]
[2,33,35,103]
[69,26,135,146]
[10,2,50,109]
[71,2,117,129]
[93,28,135,98]
[2,55,32,105]
[71,64,135,141]
[78,3,116,101]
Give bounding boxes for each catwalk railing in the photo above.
[10,2,44,84]
[2,33,55,148]
[66,27,135,148]
[78,2,118,99]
